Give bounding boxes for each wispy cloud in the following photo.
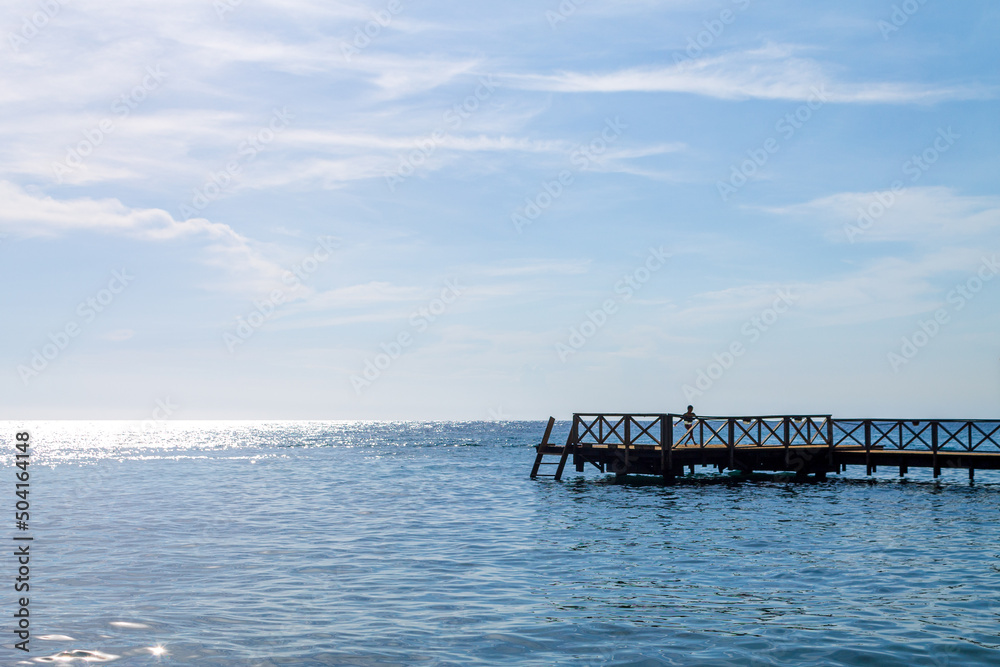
[507,45,993,104]
[0,181,286,293]
[668,245,992,332]
[765,187,1000,243]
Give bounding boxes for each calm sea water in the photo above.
[3,421,999,666]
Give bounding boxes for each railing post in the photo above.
[827,417,834,470]
[932,421,939,478]
[699,418,706,466]
[574,415,585,473]
[728,418,735,470]
[660,414,673,478]
[783,417,790,466]
[624,416,631,471]
[865,419,872,476]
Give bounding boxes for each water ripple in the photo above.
[3,421,999,665]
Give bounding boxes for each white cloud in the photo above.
[508,44,992,104]
[0,181,287,293]
[794,248,988,326]
[765,187,1000,244]
[666,246,993,333]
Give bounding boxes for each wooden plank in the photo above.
[553,425,575,481]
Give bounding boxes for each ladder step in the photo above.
[531,417,573,481]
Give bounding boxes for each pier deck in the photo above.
[531,414,1000,481]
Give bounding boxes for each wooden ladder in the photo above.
[530,416,573,480]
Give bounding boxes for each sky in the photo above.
[1,0,998,420]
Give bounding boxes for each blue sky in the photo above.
[2,0,998,420]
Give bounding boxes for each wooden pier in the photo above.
[531,413,1000,482]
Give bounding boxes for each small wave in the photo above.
[483,633,547,649]
[35,649,119,662]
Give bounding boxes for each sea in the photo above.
[3,420,999,666]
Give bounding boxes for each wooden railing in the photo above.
[571,414,1000,455]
